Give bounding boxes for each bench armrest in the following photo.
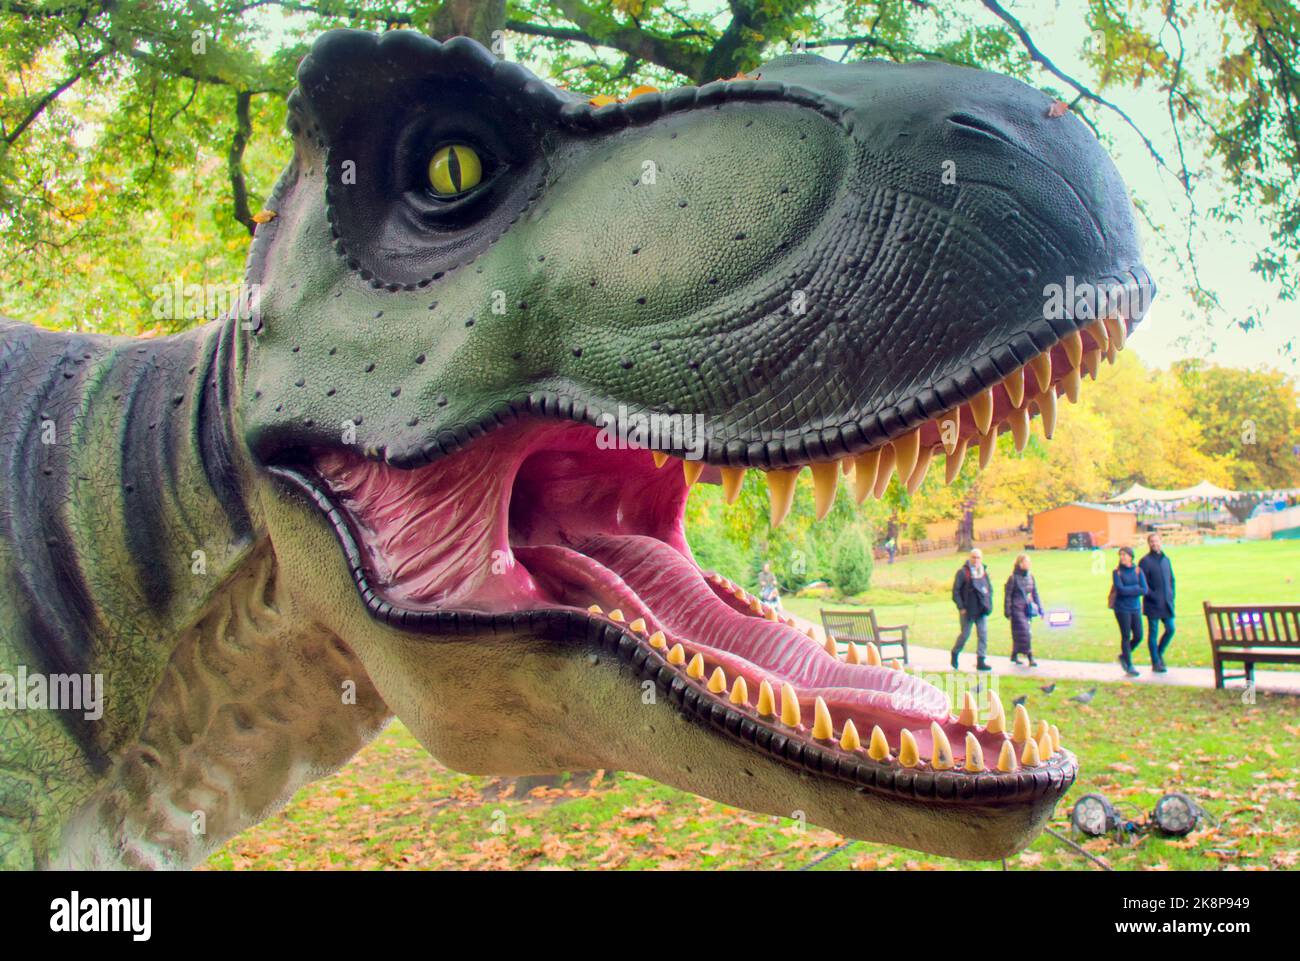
[875,624,909,640]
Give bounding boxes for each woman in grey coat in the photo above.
[1004,553,1043,667]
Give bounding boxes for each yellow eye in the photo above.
[428,144,482,197]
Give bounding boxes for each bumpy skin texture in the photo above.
[0,31,1148,868]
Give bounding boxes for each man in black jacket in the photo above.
[1139,532,1176,673]
[951,548,995,672]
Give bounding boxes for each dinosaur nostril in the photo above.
[947,113,1015,146]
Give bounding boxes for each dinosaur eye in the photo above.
[428,144,482,197]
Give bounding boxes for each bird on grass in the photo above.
[1039,683,1056,695]
[1012,694,1028,708]
[1069,687,1098,704]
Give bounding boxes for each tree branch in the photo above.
[3,50,106,145]
[228,90,256,235]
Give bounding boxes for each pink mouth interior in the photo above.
[314,420,1003,761]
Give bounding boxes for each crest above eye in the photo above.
[429,144,483,196]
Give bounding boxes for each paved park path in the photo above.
[793,617,1300,695]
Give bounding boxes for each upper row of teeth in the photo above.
[649,316,1126,527]
[590,603,1065,774]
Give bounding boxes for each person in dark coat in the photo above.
[951,548,994,672]
[1138,532,1175,673]
[1112,546,1149,677]
[1004,553,1043,667]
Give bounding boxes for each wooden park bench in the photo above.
[1203,602,1300,688]
[819,609,910,665]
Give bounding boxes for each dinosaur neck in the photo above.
[0,317,261,760]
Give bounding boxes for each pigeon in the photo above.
[1012,694,1028,707]
[1039,683,1056,695]
[1069,687,1097,704]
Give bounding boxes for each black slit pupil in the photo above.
[447,147,463,193]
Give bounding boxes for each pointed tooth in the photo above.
[964,733,985,772]
[1008,406,1030,451]
[938,408,960,454]
[652,451,669,468]
[958,691,979,727]
[1062,366,1082,403]
[898,729,920,768]
[1050,724,1062,753]
[905,444,935,495]
[587,605,603,615]
[812,697,834,739]
[864,641,882,667]
[1003,367,1026,408]
[748,597,763,615]
[930,722,954,769]
[844,641,861,665]
[872,442,897,498]
[1021,737,1041,767]
[780,682,801,727]
[852,448,881,503]
[1106,340,1118,365]
[729,676,749,705]
[997,740,1019,772]
[1012,703,1031,742]
[1036,389,1057,439]
[707,666,727,693]
[868,725,891,761]
[762,606,778,621]
[1083,347,1101,380]
[1035,719,1050,741]
[1086,318,1109,352]
[1103,314,1127,350]
[888,658,903,671]
[757,679,776,717]
[978,429,996,470]
[1028,351,1052,395]
[766,468,800,527]
[683,459,704,486]
[840,718,861,752]
[969,388,994,435]
[1037,730,1053,760]
[720,466,746,503]
[628,618,646,634]
[823,634,839,658]
[892,429,921,482]
[667,643,686,665]
[648,630,667,649]
[809,461,839,520]
[840,456,854,476]
[686,652,705,679]
[945,435,969,484]
[985,691,1005,734]
[608,609,625,622]
[1062,329,1083,367]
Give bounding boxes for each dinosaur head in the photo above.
[237,29,1151,860]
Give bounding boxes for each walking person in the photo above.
[950,548,994,672]
[1138,532,1175,673]
[1004,553,1043,667]
[1110,546,1148,678]
[757,560,781,610]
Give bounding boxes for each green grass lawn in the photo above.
[206,675,1300,871]
[782,539,1300,668]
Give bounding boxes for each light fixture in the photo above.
[1070,793,1119,837]
[1151,792,1205,836]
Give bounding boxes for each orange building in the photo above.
[1032,502,1137,550]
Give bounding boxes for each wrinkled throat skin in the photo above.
[1,29,1154,868]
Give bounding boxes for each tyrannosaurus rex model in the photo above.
[0,29,1151,869]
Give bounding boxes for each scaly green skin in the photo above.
[0,30,1150,867]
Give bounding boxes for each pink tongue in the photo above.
[576,534,949,720]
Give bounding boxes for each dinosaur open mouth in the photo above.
[266,313,1137,803]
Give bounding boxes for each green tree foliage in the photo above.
[831,523,873,597]
[1175,360,1300,489]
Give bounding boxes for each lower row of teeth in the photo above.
[650,315,1127,527]
[589,604,1064,774]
